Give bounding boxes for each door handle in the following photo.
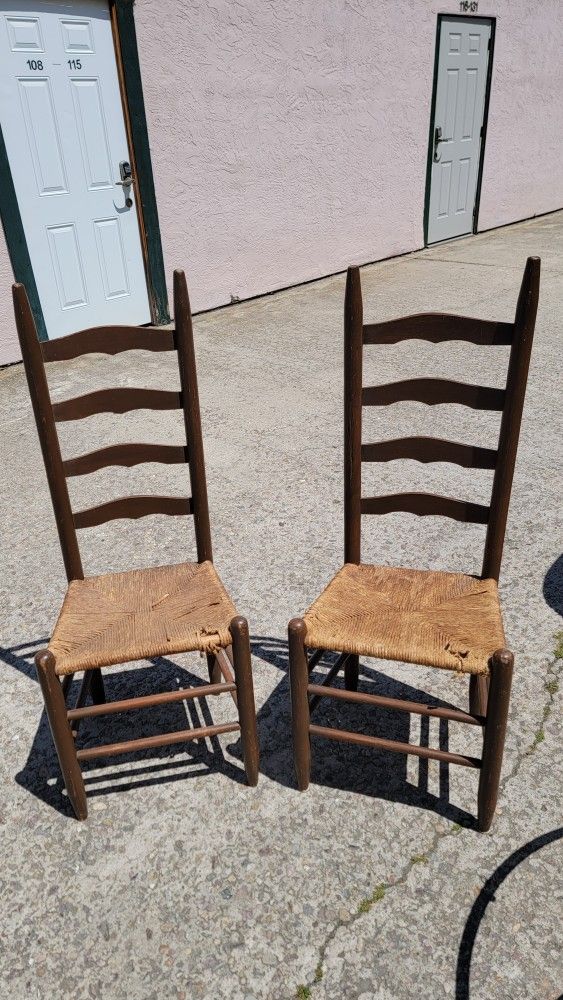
[433,126,443,162]
[116,160,134,206]
[116,160,133,185]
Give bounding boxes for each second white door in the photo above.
[427,17,492,245]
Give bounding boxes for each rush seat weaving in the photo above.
[288,257,540,832]
[303,564,505,675]
[49,561,237,675]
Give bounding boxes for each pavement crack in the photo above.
[295,643,562,998]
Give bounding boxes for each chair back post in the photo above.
[173,270,213,563]
[482,256,540,580]
[344,266,363,564]
[12,284,84,582]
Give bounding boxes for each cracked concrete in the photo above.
[0,212,562,999]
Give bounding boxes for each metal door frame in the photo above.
[423,13,496,247]
[0,0,168,341]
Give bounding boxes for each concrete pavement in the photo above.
[0,212,561,999]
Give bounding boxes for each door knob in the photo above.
[433,126,443,162]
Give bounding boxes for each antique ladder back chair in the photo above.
[13,271,259,820]
[288,257,540,831]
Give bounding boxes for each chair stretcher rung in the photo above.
[308,653,350,711]
[309,724,481,768]
[76,721,240,761]
[67,682,236,721]
[306,684,484,725]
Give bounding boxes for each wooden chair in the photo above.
[13,271,259,820]
[288,257,540,831]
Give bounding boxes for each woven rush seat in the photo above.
[303,563,505,676]
[49,560,237,676]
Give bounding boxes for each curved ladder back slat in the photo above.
[362,378,506,410]
[73,495,193,529]
[360,493,490,524]
[361,437,497,469]
[63,443,188,477]
[41,326,175,362]
[363,314,514,346]
[53,387,182,421]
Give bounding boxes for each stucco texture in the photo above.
[1,0,562,363]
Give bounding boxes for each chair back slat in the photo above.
[52,387,182,422]
[73,495,193,530]
[362,379,505,410]
[344,257,540,578]
[63,443,187,478]
[361,437,497,469]
[13,270,211,580]
[363,314,513,345]
[41,326,175,362]
[360,493,490,524]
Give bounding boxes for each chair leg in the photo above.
[206,652,222,686]
[469,673,489,716]
[288,617,311,790]
[477,649,514,832]
[344,654,360,691]
[230,617,259,786]
[90,668,106,705]
[35,650,88,820]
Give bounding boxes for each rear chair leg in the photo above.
[90,668,106,706]
[344,654,360,691]
[288,618,311,790]
[230,617,259,786]
[206,652,222,687]
[35,650,87,820]
[477,649,514,832]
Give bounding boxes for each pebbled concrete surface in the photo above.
[0,212,562,999]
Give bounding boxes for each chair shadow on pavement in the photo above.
[249,634,476,828]
[2,639,246,820]
[4,634,475,824]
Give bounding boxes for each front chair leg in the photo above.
[344,653,360,691]
[229,617,259,786]
[288,617,311,790]
[35,650,87,820]
[477,649,514,832]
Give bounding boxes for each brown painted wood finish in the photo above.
[73,495,193,530]
[288,258,540,831]
[13,272,259,818]
[13,284,83,581]
[41,325,174,361]
[52,387,182,421]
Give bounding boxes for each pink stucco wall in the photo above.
[1,0,562,364]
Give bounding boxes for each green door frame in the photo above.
[423,13,496,246]
[0,0,168,342]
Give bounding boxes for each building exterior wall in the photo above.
[1,0,562,364]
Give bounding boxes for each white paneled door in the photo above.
[427,17,492,245]
[0,0,150,337]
